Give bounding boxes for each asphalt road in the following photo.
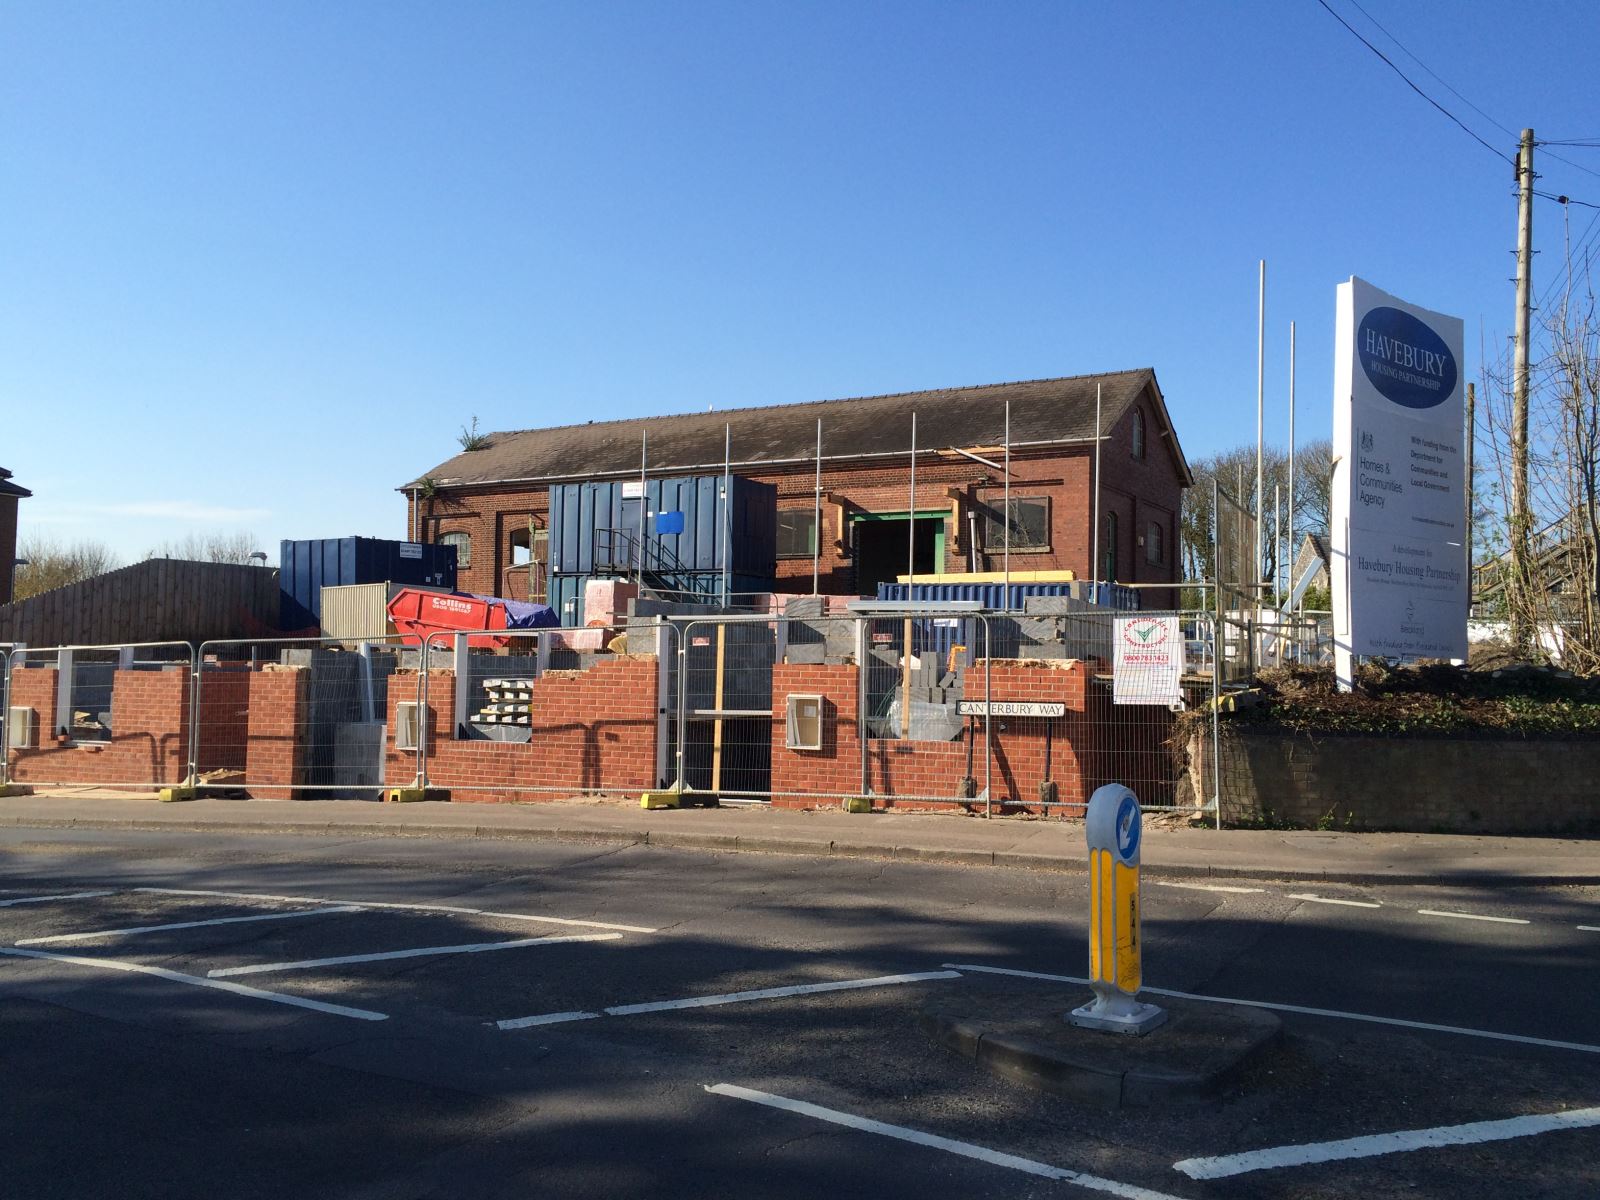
[0,826,1595,1199]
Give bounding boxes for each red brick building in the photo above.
[0,466,30,606]
[402,370,1191,605]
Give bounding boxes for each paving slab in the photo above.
[0,791,1595,886]
[922,989,1283,1107]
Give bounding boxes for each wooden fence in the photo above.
[0,560,282,648]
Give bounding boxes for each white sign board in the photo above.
[1113,615,1183,706]
[956,701,1066,717]
[1331,278,1468,667]
[621,480,645,499]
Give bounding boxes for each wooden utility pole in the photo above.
[1465,380,1476,608]
[1510,128,1535,654]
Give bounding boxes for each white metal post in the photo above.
[813,417,822,596]
[907,412,917,588]
[1091,383,1103,602]
[638,431,648,585]
[1288,320,1296,610]
[452,633,470,740]
[1256,260,1266,608]
[722,424,732,609]
[1003,400,1011,606]
[54,649,75,738]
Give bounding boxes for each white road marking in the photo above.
[495,1010,602,1030]
[208,931,622,977]
[135,887,656,934]
[1149,882,1264,894]
[1578,926,1600,933]
[943,963,1600,1056]
[0,945,387,1020]
[1289,893,1382,909]
[606,970,961,1016]
[16,905,364,946]
[706,1083,1187,1200]
[0,890,115,908]
[495,970,960,1031]
[1417,909,1530,925]
[1173,1104,1600,1180]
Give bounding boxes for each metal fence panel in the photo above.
[416,622,677,799]
[4,641,195,790]
[194,635,411,798]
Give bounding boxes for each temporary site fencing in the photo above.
[2,609,1261,821]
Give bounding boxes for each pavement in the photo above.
[1,788,1595,886]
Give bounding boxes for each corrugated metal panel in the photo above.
[547,476,777,578]
[319,583,395,642]
[280,537,457,628]
[876,581,1140,610]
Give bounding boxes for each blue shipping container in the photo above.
[280,537,458,630]
[548,476,776,578]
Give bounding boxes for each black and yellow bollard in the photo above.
[1068,783,1167,1035]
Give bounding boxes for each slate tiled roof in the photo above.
[403,369,1187,490]
[0,467,29,499]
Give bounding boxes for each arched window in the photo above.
[1131,409,1146,460]
[1102,512,1118,581]
[509,526,532,566]
[440,530,471,568]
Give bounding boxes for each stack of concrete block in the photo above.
[472,678,534,726]
[782,595,857,664]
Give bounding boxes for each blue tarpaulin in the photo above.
[500,599,560,629]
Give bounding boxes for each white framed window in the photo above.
[395,702,422,751]
[439,531,471,568]
[982,497,1050,551]
[785,694,824,751]
[777,511,818,558]
[1145,520,1164,565]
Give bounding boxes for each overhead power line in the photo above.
[1340,0,1518,140]
[1313,0,1510,163]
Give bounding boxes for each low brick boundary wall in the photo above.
[1200,726,1600,835]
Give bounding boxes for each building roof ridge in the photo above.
[479,368,1154,441]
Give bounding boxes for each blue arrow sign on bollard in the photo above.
[1068,783,1167,1035]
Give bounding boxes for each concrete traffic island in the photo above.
[920,990,1281,1108]
[923,783,1279,1108]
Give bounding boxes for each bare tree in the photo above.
[1180,440,1333,604]
[12,536,119,601]
[145,530,261,564]
[1476,247,1600,669]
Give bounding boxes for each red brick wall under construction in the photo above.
[384,655,660,802]
[768,658,1103,813]
[6,665,191,787]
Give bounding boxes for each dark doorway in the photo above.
[853,517,943,596]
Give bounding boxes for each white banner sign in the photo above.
[1332,277,1468,662]
[1113,615,1183,706]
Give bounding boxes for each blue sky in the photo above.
[4,1,1596,562]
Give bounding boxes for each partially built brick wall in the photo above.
[769,658,1103,812]
[4,662,311,797]
[386,655,660,802]
[6,665,191,787]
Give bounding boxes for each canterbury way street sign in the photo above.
[956,701,1066,717]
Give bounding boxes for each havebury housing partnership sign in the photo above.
[1331,277,1468,669]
